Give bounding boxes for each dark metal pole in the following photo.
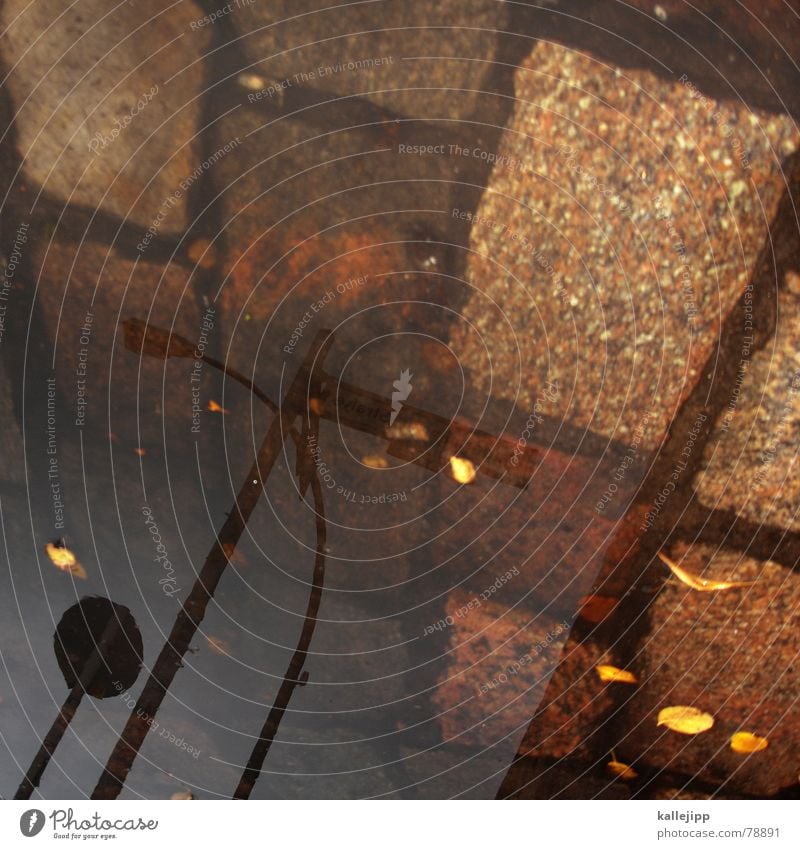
[16,616,120,799]
[91,331,332,799]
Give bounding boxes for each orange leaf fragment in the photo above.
[362,454,388,469]
[206,636,230,656]
[730,731,769,754]
[607,759,638,780]
[207,400,228,414]
[45,541,88,580]
[658,551,755,592]
[387,422,429,441]
[449,456,476,484]
[596,664,638,685]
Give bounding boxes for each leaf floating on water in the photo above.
[387,421,429,441]
[45,541,88,580]
[207,400,228,414]
[607,759,638,780]
[170,790,195,800]
[596,664,638,685]
[657,705,714,735]
[657,551,755,592]
[730,731,769,754]
[206,636,230,656]
[362,454,388,469]
[449,456,477,484]
[134,447,146,457]
[238,72,268,91]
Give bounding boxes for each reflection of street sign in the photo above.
[121,318,639,502]
[20,810,45,837]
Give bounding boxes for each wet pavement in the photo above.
[1,0,799,800]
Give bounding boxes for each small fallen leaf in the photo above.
[206,636,230,656]
[596,664,638,685]
[658,551,755,592]
[238,72,268,91]
[449,456,477,484]
[134,447,146,457]
[207,400,228,414]
[607,759,638,780]
[387,422,429,441]
[730,731,769,754]
[45,541,88,580]
[309,397,325,416]
[170,790,194,800]
[657,705,714,735]
[362,454,388,469]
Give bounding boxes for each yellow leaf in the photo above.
[657,705,714,735]
[607,759,638,780]
[387,422,429,441]
[362,454,388,469]
[449,456,477,484]
[730,731,769,754]
[45,542,87,580]
[207,400,228,414]
[596,664,638,685]
[657,551,755,592]
[238,72,268,91]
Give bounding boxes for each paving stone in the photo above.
[231,0,508,121]
[430,588,569,747]
[448,41,799,452]
[693,270,800,531]
[1,0,208,230]
[529,1,800,118]
[618,542,800,798]
[32,239,206,447]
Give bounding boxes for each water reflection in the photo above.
[15,597,142,799]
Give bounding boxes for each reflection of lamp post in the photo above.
[15,598,142,799]
[92,326,333,800]
[106,318,637,800]
[233,429,327,799]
